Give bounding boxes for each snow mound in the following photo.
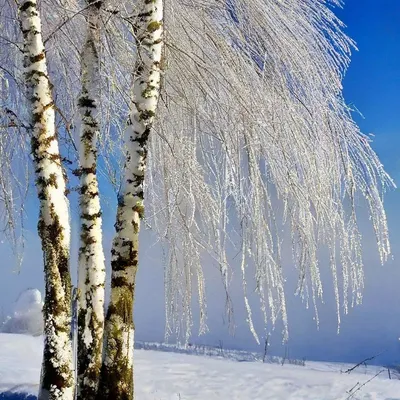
[13,289,42,316]
[1,289,43,336]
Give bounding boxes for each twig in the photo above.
[2,107,30,130]
[43,1,103,45]
[54,105,77,153]
[346,370,384,400]
[344,351,385,374]
[263,335,269,363]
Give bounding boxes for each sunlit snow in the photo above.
[1,334,399,400]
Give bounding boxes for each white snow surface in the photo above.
[1,333,400,399]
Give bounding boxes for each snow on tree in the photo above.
[143,0,393,339]
[98,0,164,398]
[91,0,392,397]
[0,8,30,263]
[76,1,106,399]
[17,1,74,399]
[0,0,394,399]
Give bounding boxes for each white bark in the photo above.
[76,1,105,399]
[98,1,163,399]
[18,1,74,399]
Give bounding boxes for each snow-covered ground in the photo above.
[1,333,400,400]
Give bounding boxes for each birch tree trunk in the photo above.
[18,1,74,399]
[77,1,105,399]
[97,1,164,399]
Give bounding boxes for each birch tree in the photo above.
[0,0,393,399]
[97,2,392,397]
[18,0,74,399]
[97,0,164,398]
[76,1,106,399]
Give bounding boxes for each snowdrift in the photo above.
[1,289,43,336]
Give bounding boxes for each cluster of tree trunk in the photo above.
[17,0,163,399]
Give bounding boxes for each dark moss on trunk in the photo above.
[77,304,103,400]
[97,268,137,400]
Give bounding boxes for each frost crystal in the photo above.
[144,0,393,341]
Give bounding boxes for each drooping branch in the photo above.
[144,0,393,340]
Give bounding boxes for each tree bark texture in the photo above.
[98,0,164,399]
[76,1,106,399]
[19,1,74,399]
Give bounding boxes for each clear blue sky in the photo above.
[1,1,399,366]
[338,1,400,180]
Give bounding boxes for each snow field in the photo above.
[1,334,400,399]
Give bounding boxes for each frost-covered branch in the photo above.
[143,0,393,340]
[1,2,393,399]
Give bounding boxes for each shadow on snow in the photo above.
[0,393,37,400]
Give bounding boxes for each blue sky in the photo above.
[338,1,400,178]
[1,1,400,366]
